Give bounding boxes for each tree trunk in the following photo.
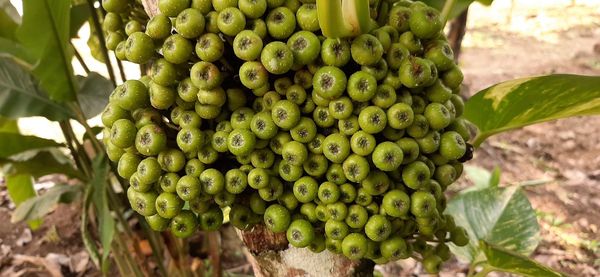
[447,7,469,61]
[139,1,375,276]
[237,225,374,277]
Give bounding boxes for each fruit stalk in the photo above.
[441,0,457,25]
[317,0,375,38]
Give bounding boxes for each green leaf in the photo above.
[17,0,77,102]
[1,149,85,180]
[421,0,474,20]
[87,25,106,63]
[0,57,74,120]
[0,132,61,158]
[480,241,566,277]
[0,0,20,40]
[6,173,36,207]
[420,0,493,19]
[11,183,81,223]
[0,116,18,133]
[81,182,101,268]
[76,72,114,119]
[70,3,90,38]
[90,154,115,272]
[464,75,600,147]
[0,37,35,64]
[446,186,540,262]
[6,173,42,229]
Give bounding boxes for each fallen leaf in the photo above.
[69,250,89,273]
[13,254,62,277]
[139,240,152,256]
[15,229,32,247]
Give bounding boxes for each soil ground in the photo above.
[1,1,599,276]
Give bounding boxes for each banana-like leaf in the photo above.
[70,3,90,38]
[17,0,77,102]
[464,74,600,147]
[90,154,115,272]
[461,165,501,193]
[0,38,35,64]
[11,183,82,223]
[421,0,493,20]
[76,73,114,119]
[480,241,566,277]
[0,57,74,120]
[445,186,540,262]
[0,116,17,133]
[0,132,62,158]
[1,148,85,180]
[6,173,42,229]
[0,0,20,40]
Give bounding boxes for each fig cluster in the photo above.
[101,0,472,271]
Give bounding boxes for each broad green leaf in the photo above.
[0,116,18,133]
[461,166,501,193]
[0,0,20,40]
[17,0,77,102]
[70,3,90,38]
[0,37,35,64]
[1,149,85,180]
[446,186,540,262]
[81,182,101,268]
[489,167,501,187]
[90,154,115,272]
[0,132,61,158]
[6,173,41,228]
[480,241,566,277]
[0,57,74,120]
[87,25,106,63]
[421,0,493,20]
[11,183,81,223]
[76,73,114,119]
[464,75,600,147]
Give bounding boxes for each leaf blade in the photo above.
[70,3,90,38]
[0,0,20,40]
[17,0,77,102]
[446,186,540,262]
[76,72,114,119]
[1,149,85,180]
[0,57,74,120]
[464,74,600,146]
[480,241,565,277]
[0,133,62,158]
[6,173,42,229]
[90,154,115,271]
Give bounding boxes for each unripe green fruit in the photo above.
[101,0,470,267]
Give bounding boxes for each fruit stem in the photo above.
[85,0,117,87]
[317,0,376,38]
[441,0,457,26]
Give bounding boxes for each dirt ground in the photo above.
[1,1,599,276]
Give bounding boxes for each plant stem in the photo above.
[208,231,222,277]
[174,237,192,277]
[71,42,91,74]
[59,121,89,178]
[69,102,104,152]
[85,0,117,87]
[114,233,145,277]
[140,221,169,277]
[441,0,457,26]
[115,57,127,83]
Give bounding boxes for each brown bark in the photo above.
[238,225,374,277]
[447,8,469,61]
